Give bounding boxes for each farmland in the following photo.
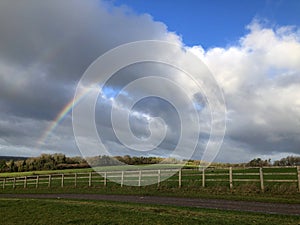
[1,166,300,225]
[1,166,300,204]
[1,166,299,190]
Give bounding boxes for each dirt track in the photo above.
[1,193,300,216]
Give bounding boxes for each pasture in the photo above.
[0,166,300,204]
[1,166,299,190]
[1,166,300,225]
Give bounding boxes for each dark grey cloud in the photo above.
[0,0,179,120]
[0,0,177,76]
[0,0,183,158]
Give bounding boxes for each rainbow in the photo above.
[38,98,75,146]
[37,88,90,147]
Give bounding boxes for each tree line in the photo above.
[0,154,181,172]
[0,154,88,172]
[246,156,300,167]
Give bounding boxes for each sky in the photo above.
[0,0,300,163]
[113,0,300,48]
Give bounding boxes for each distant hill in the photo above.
[0,156,28,161]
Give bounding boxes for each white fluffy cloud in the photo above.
[189,20,300,161]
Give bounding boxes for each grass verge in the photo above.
[0,198,299,225]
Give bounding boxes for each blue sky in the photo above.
[113,0,300,48]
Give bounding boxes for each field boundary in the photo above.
[1,166,300,191]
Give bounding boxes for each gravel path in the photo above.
[1,193,300,216]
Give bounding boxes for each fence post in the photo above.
[138,170,142,187]
[121,171,124,187]
[202,168,205,187]
[229,167,233,189]
[48,175,51,188]
[61,174,64,188]
[104,172,107,186]
[157,170,161,187]
[3,178,5,189]
[74,173,77,188]
[89,172,92,187]
[36,175,39,188]
[259,167,264,192]
[24,176,27,188]
[13,177,16,189]
[297,166,300,192]
[179,169,182,188]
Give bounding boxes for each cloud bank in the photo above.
[0,1,299,162]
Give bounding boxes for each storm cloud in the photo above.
[0,1,299,163]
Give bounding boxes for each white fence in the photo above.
[1,166,300,192]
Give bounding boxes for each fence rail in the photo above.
[1,166,300,192]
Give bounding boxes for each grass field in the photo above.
[0,164,184,178]
[1,166,300,204]
[1,185,300,204]
[1,166,299,224]
[1,166,299,190]
[0,198,299,225]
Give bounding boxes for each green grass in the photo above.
[1,184,300,204]
[0,164,184,178]
[0,198,299,225]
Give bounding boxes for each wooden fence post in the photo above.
[74,173,77,188]
[89,172,92,187]
[104,172,107,186]
[178,169,182,188]
[24,176,27,188]
[297,166,300,192]
[35,175,40,188]
[229,167,233,189]
[259,167,264,192]
[121,171,124,187]
[36,175,39,188]
[13,177,16,189]
[61,174,64,188]
[202,168,205,187]
[48,175,51,188]
[3,178,5,189]
[157,170,161,187]
[35,176,38,188]
[138,170,142,187]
